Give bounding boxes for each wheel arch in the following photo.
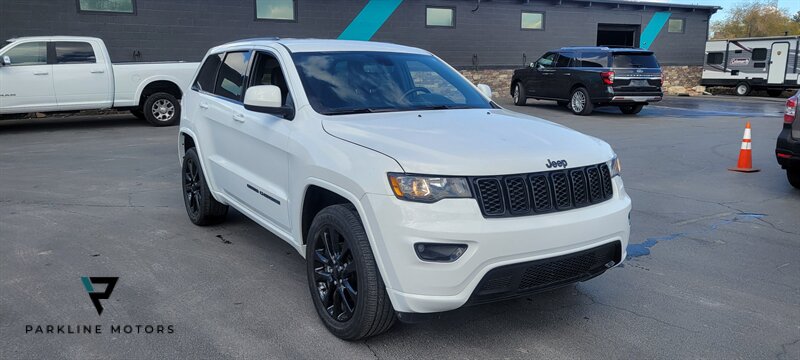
[300,183,357,246]
[135,78,184,108]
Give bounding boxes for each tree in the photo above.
[711,1,800,39]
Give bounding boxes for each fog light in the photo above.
[414,243,467,262]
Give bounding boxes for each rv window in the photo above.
[752,48,767,61]
[706,52,723,65]
[753,62,766,69]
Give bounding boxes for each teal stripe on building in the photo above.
[640,11,671,50]
[338,0,404,41]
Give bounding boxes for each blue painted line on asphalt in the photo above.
[626,213,766,259]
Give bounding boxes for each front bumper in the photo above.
[776,126,800,169]
[360,177,631,313]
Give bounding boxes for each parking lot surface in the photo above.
[1,95,798,359]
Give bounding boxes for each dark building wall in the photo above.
[0,0,713,66]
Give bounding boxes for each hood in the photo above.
[322,108,614,176]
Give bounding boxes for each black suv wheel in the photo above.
[513,82,527,106]
[788,168,800,189]
[182,148,228,225]
[569,87,594,115]
[306,204,395,340]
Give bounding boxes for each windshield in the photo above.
[291,51,492,115]
[612,53,659,68]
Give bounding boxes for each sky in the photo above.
[658,0,800,21]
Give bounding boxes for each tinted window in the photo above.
[612,53,659,68]
[291,51,491,115]
[55,42,96,64]
[706,52,723,65]
[79,0,134,13]
[754,62,766,69]
[193,53,223,92]
[537,53,556,68]
[521,12,543,30]
[214,52,251,101]
[556,53,575,67]
[577,52,608,68]
[3,42,47,66]
[752,48,767,61]
[256,0,295,20]
[427,7,454,27]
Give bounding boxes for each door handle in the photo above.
[563,73,571,76]
[198,102,209,110]
[33,72,49,75]
[90,70,105,74]
[232,113,245,123]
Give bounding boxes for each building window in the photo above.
[521,12,544,30]
[752,48,767,61]
[706,52,723,65]
[78,0,135,14]
[426,7,454,28]
[667,18,684,33]
[256,0,296,21]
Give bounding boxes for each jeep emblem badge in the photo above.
[545,159,568,169]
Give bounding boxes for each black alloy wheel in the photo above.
[312,225,358,322]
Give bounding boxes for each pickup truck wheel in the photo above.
[513,83,527,106]
[182,148,228,225]
[619,104,644,114]
[144,92,180,126]
[569,87,593,115]
[788,168,800,189]
[130,108,145,120]
[306,204,395,340]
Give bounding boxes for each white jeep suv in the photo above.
[179,38,631,340]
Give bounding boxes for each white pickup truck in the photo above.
[0,36,198,126]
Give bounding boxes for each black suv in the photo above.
[511,47,663,115]
[776,90,800,189]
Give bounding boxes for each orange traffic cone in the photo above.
[728,121,760,173]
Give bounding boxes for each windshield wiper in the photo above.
[324,108,396,115]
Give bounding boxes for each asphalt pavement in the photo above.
[1,95,798,359]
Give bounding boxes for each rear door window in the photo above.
[213,51,251,101]
[577,52,608,68]
[193,53,223,92]
[54,42,96,64]
[612,53,659,68]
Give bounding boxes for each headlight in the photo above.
[388,173,472,203]
[607,155,622,178]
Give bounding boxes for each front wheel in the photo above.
[619,104,644,114]
[569,87,594,115]
[182,148,228,225]
[143,92,181,127]
[513,83,527,106]
[306,204,395,340]
[788,168,800,189]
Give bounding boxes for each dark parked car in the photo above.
[511,47,663,115]
[776,90,800,189]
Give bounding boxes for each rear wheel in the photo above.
[143,92,180,127]
[788,168,800,189]
[182,148,228,225]
[735,82,751,96]
[767,89,784,97]
[569,87,593,115]
[306,204,395,340]
[513,83,527,106]
[619,104,644,114]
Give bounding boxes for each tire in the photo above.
[619,104,644,114]
[556,101,569,108]
[513,82,527,106]
[788,168,800,189]
[767,89,784,97]
[306,204,395,340]
[143,92,180,127]
[130,108,145,120]
[735,82,751,96]
[182,148,228,226]
[569,87,594,115]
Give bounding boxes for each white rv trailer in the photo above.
[701,36,799,96]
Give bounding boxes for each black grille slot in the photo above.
[470,162,614,218]
[475,179,504,216]
[570,169,588,206]
[551,172,572,209]
[518,251,599,290]
[530,175,552,212]
[599,164,613,199]
[505,177,530,214]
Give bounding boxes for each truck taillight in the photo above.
[786,96,797,124]
[601,71,615,85]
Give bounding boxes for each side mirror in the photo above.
[476,83,492,99]
[244,85,294,120]
[529,62,536,68]
[1,56,10,66]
